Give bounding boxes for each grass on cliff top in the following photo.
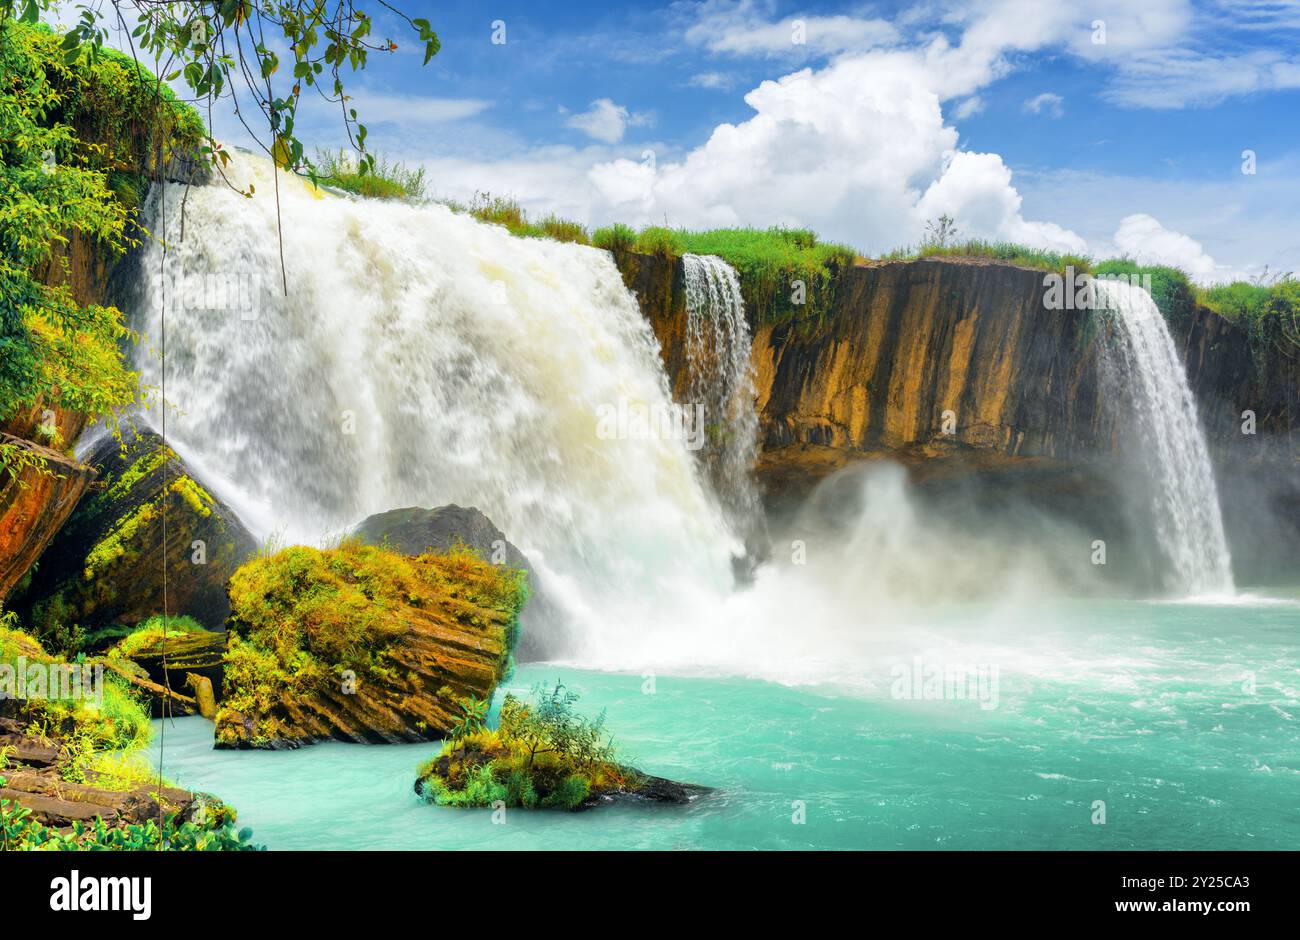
[881,239,1093,275]
[439,191,592,243]
[590,223,862,324]
[416,680,636,811]
[218,540,529,743]
[312,148,428,201]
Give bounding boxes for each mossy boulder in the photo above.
[11,426,257,644]
[354,504,558,660]
[215,541,529,749]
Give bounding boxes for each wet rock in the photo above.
[11,425,258,638]
[0,435,96,602]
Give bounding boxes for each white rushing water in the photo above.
[681,254,760,536]
[133,153,745,658]
[1096,278,1234,596]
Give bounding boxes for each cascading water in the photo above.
[681,254,761,539]
[1095,278,1234,596]
[132,153,744,659]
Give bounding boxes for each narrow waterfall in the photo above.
[1096,278,1235,596]
[681,254,761,540]
[131,153,742,659]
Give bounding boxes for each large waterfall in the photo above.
[132,154,744,659]
[1096,278,1235,596]
[681,254,761,540]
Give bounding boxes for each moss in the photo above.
[105,614,206,660]
[82,498,156,579]
[169,475,213,517]
[215,541,529,747]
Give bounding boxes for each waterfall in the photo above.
[681,254,761,541]
[131,153,743,659]
[1096,278,1235,596]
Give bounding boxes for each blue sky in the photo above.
[174,1,1300,280]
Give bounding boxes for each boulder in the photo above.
[0,435,96,602]
[354,505,559,659]
[11,425,258,640]
[215,541,529,749]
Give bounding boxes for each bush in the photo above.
[0,20,203,476]
[415,680,638,811]
[1093,259,1197,331]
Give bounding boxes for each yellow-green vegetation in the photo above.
[447,191,592,243]
[592,222,636,254]
[0,19,205,479]
[416,681,639,811]
[216,540,528,748]
[82,474,214,580]
[105,614,206,661]
[882,238,1094,276]
[0,614,150,781]
[312,148,428,201]
[1198,275,1300,358]
[0,793,260,851]
[677,226,860,322]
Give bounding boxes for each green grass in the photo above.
[882,239,1093,275]
[441,191,591,244]
[1198,276,1300,358]
[1092,259,1198,331]
[312,148,428,201]
[675,226,860,323]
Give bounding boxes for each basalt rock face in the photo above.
[615,252,1298,582]
[0,436,96,603]
[11,426,258,638]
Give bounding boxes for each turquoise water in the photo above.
[150,596,1300,850]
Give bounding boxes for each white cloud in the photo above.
[1022,92,1065,117]
[687,71,735,90]
[685,2,898,57]
[582,48,1083,253]
[951,95,985,120]
[565,99,651,144]
[337,92,490,125]
[1110,213,1238,282]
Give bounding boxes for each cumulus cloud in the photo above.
[1110,213,1238,282]
[581,43,1084,253]
[1022,92,1065,117]
[565,99,651,144]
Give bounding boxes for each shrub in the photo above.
[415,680,638,811]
